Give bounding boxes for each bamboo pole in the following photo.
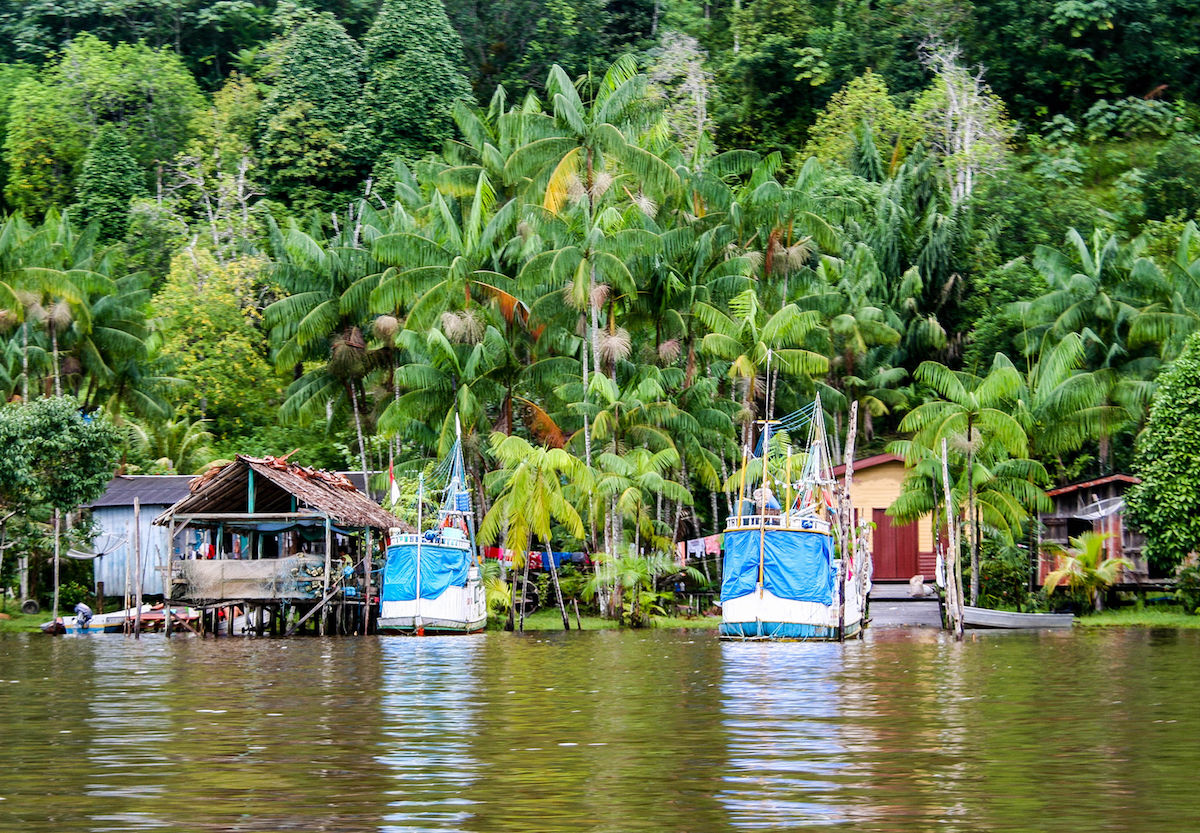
[415,474,424,635]
[757,424,769,599]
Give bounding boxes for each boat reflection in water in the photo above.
[377,636,484,832]
[718,640,857,828]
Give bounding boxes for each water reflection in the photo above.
[719,641,851,828]
[3,629,1200,832]
[377,636,483,833]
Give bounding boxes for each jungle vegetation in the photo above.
[1,0,1199,611]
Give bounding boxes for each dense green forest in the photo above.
[2,0,1200,608]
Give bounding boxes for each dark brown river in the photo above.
[1,627,1198,832]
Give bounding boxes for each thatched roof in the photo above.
[154,455,407,531]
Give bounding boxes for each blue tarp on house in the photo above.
[721,529,834,604]
[381,543,470,601]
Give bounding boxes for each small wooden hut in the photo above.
[154,455,408,636]
[1039,474,1147,583]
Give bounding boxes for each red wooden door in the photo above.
[873,509,919,580]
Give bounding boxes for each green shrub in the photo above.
[58,581,92,608]
[1175,560,1200,614]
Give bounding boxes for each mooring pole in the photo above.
[133,498,143,638]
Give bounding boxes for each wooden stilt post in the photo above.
[133,498,143,639]
[546,542,570,631]
[838,402,859,642]
[322,517,332,637]
[363,528,373,635]
[165,518,175,638]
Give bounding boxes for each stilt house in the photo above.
[154,455,407,634]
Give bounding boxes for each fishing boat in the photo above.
[377,417,487,635]
[720,398,867,641]
[41,603,201,634]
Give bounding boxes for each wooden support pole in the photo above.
[133,498,143,639]
[838,402,858,643]
[546,542,570,631]
[322,517,332,637]
[363,528,373,635]
[165,517,175,638]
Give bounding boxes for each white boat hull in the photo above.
[721,576,866,640]
[378,581,487,634]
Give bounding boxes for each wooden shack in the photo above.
[834,453,937,581]
[154,455,407,636]
[89,475,194,599]
[1039,474,1147,582]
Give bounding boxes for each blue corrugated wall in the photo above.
[91,505,175,597]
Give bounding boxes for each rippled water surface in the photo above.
[2,627,1198,832]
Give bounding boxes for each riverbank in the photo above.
[0,610,44,633]
[1076,606,1200,629]
[490,609,722,632]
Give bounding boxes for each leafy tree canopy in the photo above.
[1126,331,1200,571]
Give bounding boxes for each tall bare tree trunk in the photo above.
[51,326,61,397]
[967,414,979,605]
[349,383,370,499]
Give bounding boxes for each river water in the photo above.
[1,627,1197,832]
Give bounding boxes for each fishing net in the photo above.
[170,555,327,602]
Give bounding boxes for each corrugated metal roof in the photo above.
[1047,473,1139,497]
[90,475,195,509]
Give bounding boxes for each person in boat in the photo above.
[753,486,781,516]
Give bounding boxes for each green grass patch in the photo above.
[651,615,721,630]
[486,609,723,631]
[488,608,619,631]
[1076,605,1200,629]
[0,609,48,633]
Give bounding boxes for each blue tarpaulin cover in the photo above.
[721,529,834,603]
[382,543,470,601]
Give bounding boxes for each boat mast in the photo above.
[415,472,424,634]
[758,420,769,600]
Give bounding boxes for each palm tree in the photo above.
[1012,332,1128,468]
[694,288,826,446]
[478,432,592,631]
[1012,228,1157,374]
[507,57,679,467]
[370,169,523,334]
[128,417,216,474]
[898,355,1028,604]
[265,209,392,488]
[1043,531,1131,612]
